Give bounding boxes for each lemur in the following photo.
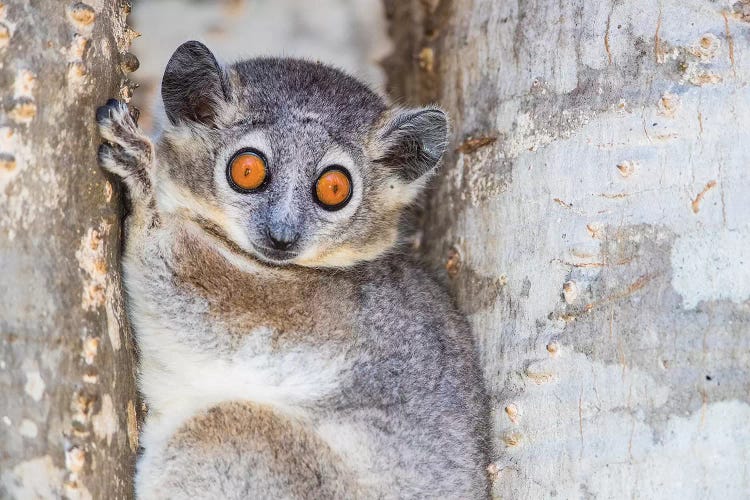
[97,40,492,499]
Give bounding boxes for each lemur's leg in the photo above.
[96,99,154,201]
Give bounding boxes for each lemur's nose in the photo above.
[266,224,300,251]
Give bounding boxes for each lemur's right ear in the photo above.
[374,107,449,182]
[161,41,230,127]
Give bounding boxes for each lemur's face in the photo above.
[154,42,447,268]
[208,118,392,267]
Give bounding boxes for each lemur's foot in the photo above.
[96,99,154,198]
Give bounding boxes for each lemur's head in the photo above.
[155,41,447,268]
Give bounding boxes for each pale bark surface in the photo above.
[385,0,750,498]
[0,1,139,498]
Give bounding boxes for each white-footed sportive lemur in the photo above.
[97,41,492,499]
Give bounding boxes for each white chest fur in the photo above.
[126,263,347,441]
[135,322,348,470]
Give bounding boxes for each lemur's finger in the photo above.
[129,105,141,125]
[97,99,137,145]
[98,142,135,175]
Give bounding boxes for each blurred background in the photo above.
[129,0,391,132]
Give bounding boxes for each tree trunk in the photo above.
[385,0,750,498]
[1,1,139,498]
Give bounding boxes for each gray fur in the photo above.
[97,41,491,499]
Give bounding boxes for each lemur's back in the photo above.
[97,40,491,498]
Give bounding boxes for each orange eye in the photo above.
[228,151,267,191]
[315,168,352,209]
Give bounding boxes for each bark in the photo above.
[385,0,750,498]
[0,1,139,498]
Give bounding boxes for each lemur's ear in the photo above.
[161,41,230,126]
[375,107,449,181]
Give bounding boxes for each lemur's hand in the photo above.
[96,99,154,200]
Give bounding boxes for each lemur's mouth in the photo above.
[251,244,300,264]
[189,214,300,267]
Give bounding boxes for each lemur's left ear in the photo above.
[161,41,230,126]
[374,107,449,181]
